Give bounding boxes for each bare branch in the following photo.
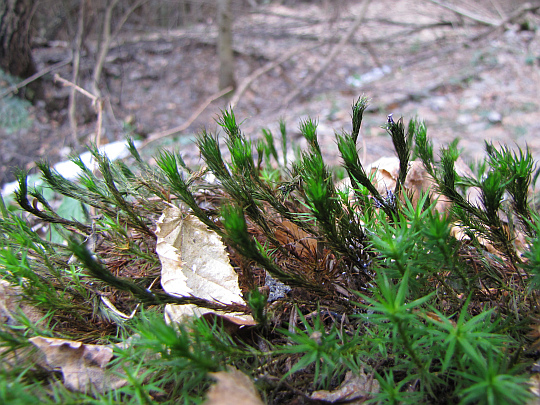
[54,74,103,146]
[425,0,499,26]
[92,0,120,98]
[489,0,507,20]
[112,0,149,38]
[472,3,540,41]
[0,58,72,99]
[283,0,372,107]
[139,86,234,149]
[68,0,86,147]
[55,74,97,103]
[230,44,320,109]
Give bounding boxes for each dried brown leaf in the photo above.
[274,219,317,258]
[310,370,379,403]
[338,157,481,214]
[204,366,264,405]
[423,311,457,327]
[155,205,252,323]
[0,280,44,325]
[29,336,126,393]
[0,280,44,368]
[366,157,445,212]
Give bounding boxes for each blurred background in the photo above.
[1,0,539,186]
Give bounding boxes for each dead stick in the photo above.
[472,3,540,41]
[425,0,499,26]
[55,74,98,103]
[92,0,120,98]
[139,85,234,149]
[54,74,103,147]
[68,0,85,146]
[112,0,148,38]
[230,44,320,109]
[283,0,372,107]
[0,58,72,99]
[489,0,507,19]
[95,99,104,148]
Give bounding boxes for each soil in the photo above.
[1,0,540,188]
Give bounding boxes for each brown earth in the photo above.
[1,0,540,187]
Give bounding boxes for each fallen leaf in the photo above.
[155,205,253,323]
[423,311,457,327]
[204,366,264,405]
[29,336,126,393]
[0,279,44,325]
[338,157,481,214]
[310,370,379,403]
[274,219,317,258]
[528,373,540,402]
[368,157,433,206]
[202,312,257,330]
[0,280,45,369]
[367,157,481,213]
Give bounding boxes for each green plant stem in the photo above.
[397,320,424,372]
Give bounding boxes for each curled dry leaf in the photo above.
[155,205,253,323]
[0,280,45,368]
[423,311,457,327]
[368,157,437,208]
[368,156,482,212]
[274,219,317,258]
[340,157,530,259]
[310,370,379,403]
[338,157,481,214]
[203,366,264,405]
[29,336,126,393]
[0,279,44,325]
[529,373,540,402]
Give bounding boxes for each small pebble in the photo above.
[487,111,502,124]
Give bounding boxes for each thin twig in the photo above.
[489,0,507,20]
[92,0,120,98]
[54,74,103,146]
[55,74,98,103]
[112,0,148,38]
[68,0,85,146]
[95,99,104,147]
[230,44,320,109]
[283,0,372,107]
[472,3,540,41]
[0,58,72,99]
[87,0,146,143]
[372,65,490,110]
[425,0,499,26]
[139,85,234,149]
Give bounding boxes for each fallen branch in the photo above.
[139,85,234,149]
[283,0,372,107]
[472,2,540,41]
[489,0,507,20]
[230,44,320,109]
[426,0,499,26]
[374,65,491,110]
[106,20,451,63]
[0,57,72,99]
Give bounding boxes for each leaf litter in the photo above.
[156,204,254,324]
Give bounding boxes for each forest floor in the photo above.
[1,0,540,187]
